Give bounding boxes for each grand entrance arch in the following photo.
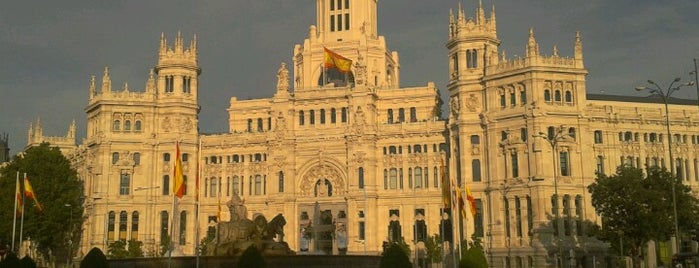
[297,164,348,255]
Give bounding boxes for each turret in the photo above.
[101,67,111,95]
[574,31,584,68]
[155,32,200,97]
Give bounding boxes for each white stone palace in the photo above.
[28,1,699,267]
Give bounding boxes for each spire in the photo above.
[146,69,156,93]
[101,66,112,93]
[28,122,33,143]
[89,75,96,99]
[68,119,76,139]
[526,28,539,57]
[490,5,496,29]
[190,34,197,54]
[160,32,167,55]
[175,31,183,53]
[123,82,129,92]
[574,31,584,67]
[477,0,486,26]
[457,1,464,22]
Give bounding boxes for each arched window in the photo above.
[565,91,572,103]
[179,211,187,245]
[133,152,140,165]
[299,111,305,125]
[568,128,576,139]
[472,159,482,182]
[113,120,121,131]
[544,90,551,102]
[124,120,131,131]
[414,167,423,188]
[210,177,217,197]
[108,211,115,241]
[257,118,263,132]
[119,173,130,195]
[160,211,169,242]
[341,107,348,123]
[162,175,169,195]
[254,175,262,195]
[554,90,562,101]
[134,120,142,131]
[309,110,316,124]
[119,211,128,240]
[358,167,364,189]
[331,108,337,123]
[389,168,398,189]
[320,109,326,124]
[112,152,119,164]
[398,108,405,122]
[131,211,139,240]
[410,107,417,122]
[247,119,253,132]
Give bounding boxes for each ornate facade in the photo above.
[26,1,699,267]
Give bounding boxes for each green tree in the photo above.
[380,243,412,268]
[107,240,129,259]
[0,143,84,264]
[588,166,699,266]
[424,234,443,264]
[127,239,144,258]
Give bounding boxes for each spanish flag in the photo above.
[24,178,43,212]
[440,157,451,208]
[15,178,23,215]
[173,142,185,198]
[465,184,477,217]
[323,47,352,73]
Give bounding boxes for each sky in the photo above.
[1,0,698,156]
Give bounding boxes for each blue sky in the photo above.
[1,0,698,155]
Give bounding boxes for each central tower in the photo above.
[293,0,400,90]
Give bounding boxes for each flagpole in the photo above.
[195,137,201,268]
[19,173,27,257]
[168,194,175,268]
[12,171,19,252]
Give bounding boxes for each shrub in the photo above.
[81,247,109,268]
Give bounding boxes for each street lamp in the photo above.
[635,78,695,254]
[534,126,571,268]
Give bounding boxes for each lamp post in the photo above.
[65,203,73,267]
[635,77,695,254]
[534,126,571,268]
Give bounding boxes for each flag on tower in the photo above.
[24,178,43,212]
[323,47,353,73]
[173,142,185,198]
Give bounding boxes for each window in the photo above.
[554,90,561,101]
[113,120,121,131]
[500,94,506,108]
[163,153,171,162]
[526,196,533,234]
[511,153,519,178]
[594,130,603,144]
[575,195,583,235]
[520,89,527,105]
[257,118,263,132]
[299,111,305,125]
[472,159,482,182]
[131,211,139,240]
[515,197,522,237]
[544,90,551,102]
[560,151,570,176]
[278,172,284,193]
[389,168,398,189]
[320,109,326,124]
[341,108,348,123]
[398,108,405,122]
[358,221,365,240]
[210,177,217,197]
[331,108,337,123]
[119,173,130,195]
[179,211,187,245]
[358,167,365,189]
[254,175,262,195]
[345,13,350,30]
[510,92,516,106]
[112,152,119,164]
[565,91,572,103]
[551,195,559,236]
[414,167,423,188]
[108,211,115,241]
[119,211,128,240]
[133,153,140,166]
[504,198,511,237]
[309,110,315,124]
[160,211,169,242]
[563,195,571,235]
[410,107,417,122]
[330,15,335,31]
[466,49,478,68]
[471,135,480,145]
[134,120,142,131]
[162,175,170,195]
[521,128,528,142]
[165,76,174,93]
[183,77,191,93]
[387,109,394,123]
[233,176,240,196]
[124,120,131,131]
[568,128,576,140]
